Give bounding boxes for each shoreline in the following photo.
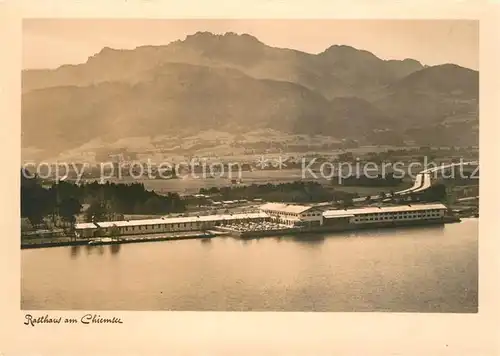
[232,216,460,239]
[21,231,216,250]
[21,216,466,250]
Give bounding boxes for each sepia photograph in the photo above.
[20,19,479,313]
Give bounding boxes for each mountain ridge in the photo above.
[21,31,479,160]
[22,31,428,98]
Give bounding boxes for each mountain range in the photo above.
[22,31,479,159]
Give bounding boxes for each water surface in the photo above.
[21,219,478,312]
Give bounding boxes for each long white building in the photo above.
[75,212,270,238]
[322,203,447,227]
[75,202,451,238]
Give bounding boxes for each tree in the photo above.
[85,200,108,222]
[21,175,52,229]
[341,197,354,209]
[143,196,164,214]
[109,224,121,238]
[422,183,447,202]
[59,197,82,227]
[26,212,45,229]
[94,227,104,238]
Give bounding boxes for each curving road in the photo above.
[352,161,478,203]
[398,161,478,195]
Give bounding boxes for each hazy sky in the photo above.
[23,19,479,70]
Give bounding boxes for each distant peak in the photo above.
[401,58,421,65]
[98,46,117,54]
[433,63,471,70]
[321,44,378,59]
[385,58,423,69]
[89,46,123,58]
[322,44,358,53]
[221,31,261,43]
[182,31,262,44]
[187,31,213,39]
[435,63,462,68]
[86,46,121,62]
[422,63,477,73]
[328,44,357,50]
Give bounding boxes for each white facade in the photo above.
[322,203,447,225]
[259,203,323,227]
[75,212,270,238]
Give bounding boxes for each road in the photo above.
[353,161,478,203]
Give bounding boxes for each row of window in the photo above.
[359,210,444,218]
[119,223,203,232]
[263,210,321,218]
[355,216,441,222]
[357,213,442,218]
[266,209,444,219]
[354,212,443,222]
[263,210,300,217]
[108,219,269,232]
[303,213,321,217]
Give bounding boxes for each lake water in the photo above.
[21,219,478,312]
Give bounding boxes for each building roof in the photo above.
[75,212,269,230]
[260,203,288,210]
[315,202,333,206]
[259,203,315,214]
[74,222,99,229]
[322,203,447,218]
[193,194,207,198]
[323,214,355,219]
